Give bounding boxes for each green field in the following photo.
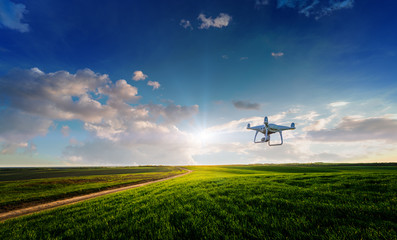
[0,164,396,239]
[0,166,186,212]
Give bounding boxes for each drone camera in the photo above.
[261,136,270,142]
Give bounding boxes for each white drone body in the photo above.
[247,116,295,146]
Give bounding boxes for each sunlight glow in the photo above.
[197,130,215,144]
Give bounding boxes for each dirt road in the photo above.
[0,169,192,222]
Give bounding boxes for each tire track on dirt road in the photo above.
[0,169,192,222]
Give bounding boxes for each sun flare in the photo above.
[197,130,213,144]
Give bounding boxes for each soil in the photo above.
[0,170,192,222]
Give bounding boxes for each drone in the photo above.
[247,116,295,146]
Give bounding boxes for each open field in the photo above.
[0,166,186,212]
[0,164,396,239]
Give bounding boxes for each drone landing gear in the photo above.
[253,131,261,143]
[268,131,283,146]
[254,131,283,146]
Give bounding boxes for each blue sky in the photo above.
[1,0,397,166]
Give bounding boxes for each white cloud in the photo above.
[277,0,354,19]
[240,57,248,61]
[271,52,284,57]
[179,19,193,30]
[328,101,349,107]
[147,80,160,90]
[317,0,354,18]
[198,13,232,29]
[207,117,261,134]
[294,111,319,121]
[101,79,140,102]
[0,68,114,123]
[64,118,200,165]
[132,70,148,81]
[0,0,29,32]
[1,142,37,155]
[82,102,199,143]
[307,116,397,142]
[0,67,200,165]
[0,109,52,154]
[303,117,334,131]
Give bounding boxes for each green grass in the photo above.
[0,164,396,239]
[0,166,179,181]
[0,166,186,212]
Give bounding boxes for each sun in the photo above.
[199,131,209,141]
[197,130,214,144]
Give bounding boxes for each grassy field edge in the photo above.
[0,167,187,213]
